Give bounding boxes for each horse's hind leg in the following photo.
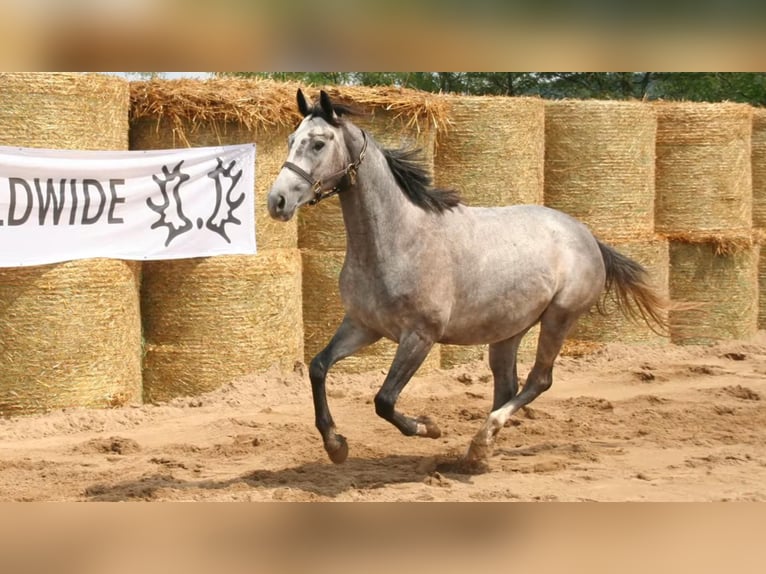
[310,316,381,464]
[374,331,440,438]
[489,329,530,410]
[465,307,579,469]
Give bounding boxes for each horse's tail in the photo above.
[596,240,669,336]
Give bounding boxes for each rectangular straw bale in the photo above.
[544,100,657,241]
[434,95,545,208]
[141,249,303,401]
[301,249,440,374]
[668,238,758,345]
[654,102,753,235]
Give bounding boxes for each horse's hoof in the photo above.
[325,434,349,464]
[416,416,442,439]
[462,441,492,473]
[458,456,491,475]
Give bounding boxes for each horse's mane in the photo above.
[305,96,462,212]
[382,147,462,213]
[306,102,356,127]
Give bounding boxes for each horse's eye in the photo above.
[313,141,325,152]
[287,134,295,149]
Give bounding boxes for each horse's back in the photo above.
[437,204,605,344]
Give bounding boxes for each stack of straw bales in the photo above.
[298,86,448,373]
[435,95,546,367]
[0,73,142,415]
[544,99,668,349]
[131,78,304,401]
[654,102,757,344]
[753,108,766,328]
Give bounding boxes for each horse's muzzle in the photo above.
[267,189,293,221]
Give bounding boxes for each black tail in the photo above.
[597,240,669,336]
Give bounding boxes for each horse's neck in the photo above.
[339,139,422,258]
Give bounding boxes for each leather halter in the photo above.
[281,130,368,206]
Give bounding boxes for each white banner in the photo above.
[0,144,256,267]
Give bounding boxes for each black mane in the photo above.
[306,102,356,127]
[382,147,462,213]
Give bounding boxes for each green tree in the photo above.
[217,72,766,105]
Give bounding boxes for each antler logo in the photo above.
[206,158,245,243]
[147,161,192,247]
[147,158,246,247]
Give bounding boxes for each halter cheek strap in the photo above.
[281,130,368,206]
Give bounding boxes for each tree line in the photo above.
[217,73,766,105]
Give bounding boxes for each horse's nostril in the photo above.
[277,195,286,210]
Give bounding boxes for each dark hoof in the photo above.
[325,434,349,464]
[434,455,490,475]
[457,456,491,475]
[416,416,442,439]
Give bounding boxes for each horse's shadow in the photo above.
[84,454,476,501]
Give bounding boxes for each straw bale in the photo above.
[668,239,758,345]
[440,345,484,370]
[0,260,142,416]
[141,249,303,401]
[753,108,766,228]
[571,238,669,344]
[0,73,129,150]
[0,72,141,416]
[130,117,296,251]
[301,249,440,374]
[654,101,753,235]
[130,79,449,139]
[544,100,657,241]
[434,95,544,208]
[297,110,438,251]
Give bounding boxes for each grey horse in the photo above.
[268,89,666,470]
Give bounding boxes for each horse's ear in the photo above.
[297,89,310,117]
[319,90,335,119]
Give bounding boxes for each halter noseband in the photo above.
[281,130,368,206]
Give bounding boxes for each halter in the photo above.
[281,130,368,206]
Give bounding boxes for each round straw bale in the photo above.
[0,260,142,416]
[544,100,657,241]
[141,249,303,401]
[753,108,766,228]
[0,73,141,416]
[434,95,544,208]
[0,73,129,150]
[668,238,758,345]
[297,107,438,251]
[440,345,485,370]
[570,238,669,344]
[130,117,296,251]
[301,249,440,374]
[654,102,753,235]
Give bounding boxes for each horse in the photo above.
[267,89,667,470]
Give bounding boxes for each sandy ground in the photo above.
[1,333,765,502]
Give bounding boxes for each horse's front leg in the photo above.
[374,331,441,438]
[310,316,380,464]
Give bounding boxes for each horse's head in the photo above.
[268,89,359,221]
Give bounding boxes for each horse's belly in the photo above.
[439,307,543,346]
